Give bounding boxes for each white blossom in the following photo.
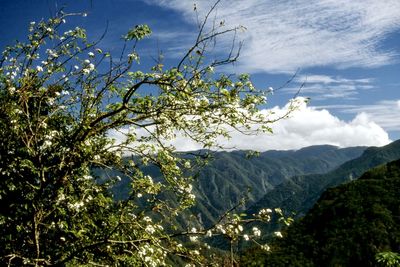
[252,227,261,237]
[261,244,270,251]
[145,225,156,234]
[274,231,283,238]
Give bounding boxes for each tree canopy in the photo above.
[0,8,298,266]
[241,159,400,267]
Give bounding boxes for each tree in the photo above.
[0,6,298,266]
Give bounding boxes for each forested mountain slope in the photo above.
[188,145,365,225]
[109,145,365,226]
[247,139,400,219]
[242,158,400,267]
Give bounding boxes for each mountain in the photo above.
[247,139,400,220]
[185,145,366,226]
[241,159,400,267]
[108,145,365,227]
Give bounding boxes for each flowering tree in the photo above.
[0,6,298,267]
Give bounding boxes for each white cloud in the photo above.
[282,74,375,100]
[318,99,400,131]
[110,98,391,152]
[144,0,400,73]
[201,101,390,151]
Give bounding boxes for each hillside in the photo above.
[247,139,400,219]
[109,145,365,227]
[241,159,400,266]
[188,145,366,226]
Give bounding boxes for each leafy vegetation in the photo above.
[247,139,400,219]
[0,8,299,266]
[110,145,365,227]
[242,159,400,266]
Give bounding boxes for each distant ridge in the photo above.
[109,145,366,227]
[247,139,400,219]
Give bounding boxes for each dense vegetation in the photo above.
[0,9,296,266]
[242,158,400,266]
[1,5,399,267]
[248,139,400,219]
[111,145,365,227]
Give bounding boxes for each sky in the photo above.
[1,0,400,151]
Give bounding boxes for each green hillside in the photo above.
[110,145,365,226]
[247,139,400,219]
[241,159,400,266]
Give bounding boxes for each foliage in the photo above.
[376,252,400,267]
[0,7,300,266]
[241,159,400,266]
[246,139,400,224]
[111,145,365,228]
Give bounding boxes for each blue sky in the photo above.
[1,0,399,150]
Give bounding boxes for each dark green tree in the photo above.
[0,7,297,266]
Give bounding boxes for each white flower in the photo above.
[88,52,95,57]
[252,227,261,237]
[145,175,153,184]
[74,65,79,70]
[185,184,193,193]
[243,234,250,241]
[36,66,43,72]
[189,235,198,242]
[143,216,152,223]
[261,244,270,251]
[128,53,138,61]
[84,59,90,64]
[274,231,283,238]
[82,175,92,180]
[46,49,58,58]
[145,225,156,234]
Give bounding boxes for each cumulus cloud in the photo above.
[110,98,391,152]
[318,99,400,131]
[197,100,391,151]
[144,0,400,73]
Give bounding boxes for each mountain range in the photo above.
[247,139,400,219]
[109,139,400,243]
[241,158,400,266]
